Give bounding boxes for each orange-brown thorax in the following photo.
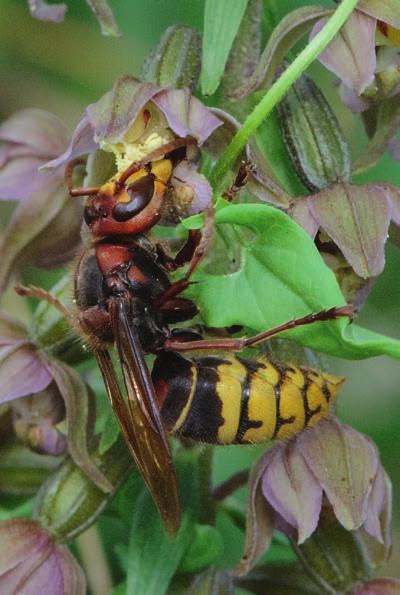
[84,159,173,237]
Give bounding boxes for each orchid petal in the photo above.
[236,454,274,576]
[297,418,379,531]
[289,199,319,238]
[0,343,52,403]
[363,465,390,543]
[153,89,222,144]
[27,0,67,23]
[261,443,322,544]
[0,519,85,595]
[0,109,69,157]
[0,156,45,201]
[311,12,376,94]
[86,76,159,143]
[340,83,371,113]
[307,182,391,278]
[0,175,74,292]
[171,161,212,216]
[44,115,98,170]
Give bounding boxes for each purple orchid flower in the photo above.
[45,75,222,218]
[0,518,86,594]
[0,110,83,292]
[310,3,400,113]
[0,311,112,491]
[239,417,391,575]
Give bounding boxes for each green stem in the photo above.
[211,0,359,192]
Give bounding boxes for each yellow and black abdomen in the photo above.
[152,352,344,445]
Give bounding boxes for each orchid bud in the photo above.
[12,386,67,456]
[35,437,133,540]
[142,25,202,90]
[277,73,351,192]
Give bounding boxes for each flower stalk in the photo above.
[211,0,360,191]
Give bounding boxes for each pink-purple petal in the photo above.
[289,199,319,238]
[0,344,53,403]
[311,12,376,94]
[261,443,323,544]
[340,83,371,113]
[171,161,212,215]
[153,89,222,144]
[307,182,391,278]
[0,109,69,157]
[55,545,86,595]
[297,418,379,531]
[380,182,400,224]
[3,547,64,595]
[0,519,49,572]
[388,137,400,160]
[0,156,46,201]
[0,519,83,595]
[44,115,98,170]
[236,454,274,576]
[363,466,391,543]
[86,76,159,143]
[27,0,67,22]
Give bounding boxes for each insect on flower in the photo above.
[18,134,352,535]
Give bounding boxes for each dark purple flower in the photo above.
[0,518,86,594]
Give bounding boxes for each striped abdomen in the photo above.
[152,352,344,445]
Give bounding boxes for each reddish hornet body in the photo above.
[64,138,351,534]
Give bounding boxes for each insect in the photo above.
[19,136,351,534]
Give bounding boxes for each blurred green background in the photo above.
[1,0,399,581]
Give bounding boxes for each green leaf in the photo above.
[186,204,400,359]
[126,450,202,595]
[178,524,224,573]
[126,494,193,595]
[201,0,249,95]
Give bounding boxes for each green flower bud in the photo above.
[277,73,351,191]
[142,25,202,90]
[34,438,133,541]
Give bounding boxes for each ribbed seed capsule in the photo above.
[142,25,202,90]
[277,74,351,191]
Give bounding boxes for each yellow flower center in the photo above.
[100,103,175,172]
